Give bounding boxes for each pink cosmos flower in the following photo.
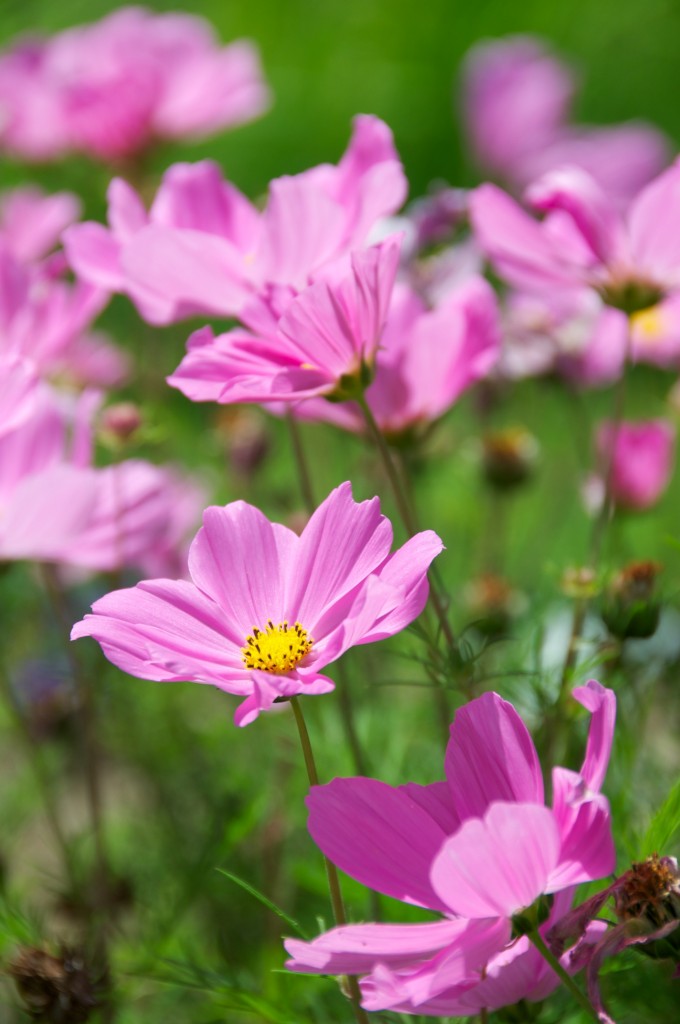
[470,161,680,313]
[0,7,269,162]
[286,681,616,1014]
[462,36,668,207]
[167,237,401,405]
[593,419,675,511]
[0,186,81,265]
[63,116,407,325]
[0,373,202,573]
[0,243,127,389]
[287,275,501,439]
[71,483,443,726]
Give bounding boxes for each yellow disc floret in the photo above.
[241,620,313,673]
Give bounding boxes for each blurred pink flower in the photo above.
[470,161,680,312]
[462,36,668,207]
[0,243,127,388]
[0,372,202,574]
[167,237,401,405]
[594,419,675,510]
[286,682,616,1014]
[71,482,443,726]
[64,116,407,324]
[0,186,81,264]
[0,7,269,162]
[288,275,501,438]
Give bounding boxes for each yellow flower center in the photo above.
[630,304,665,343]
[241,620,313,673]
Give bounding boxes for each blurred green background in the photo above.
[2,0,680,197]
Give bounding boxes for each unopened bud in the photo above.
[482,427,538,490]
[560,566,600,601]
[601,560,663,640]
[99,402,143,444]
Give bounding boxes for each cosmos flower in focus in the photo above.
[71,483,443,726]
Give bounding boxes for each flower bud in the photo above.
[481,426,539,489]
[601,560,663,640]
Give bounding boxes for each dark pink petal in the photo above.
[306,777,453,911]
[445,691,543,819]
[63,222,123,291]
[398,781,461,835]
[431,802,560,918]
[549,770,615,889]
[572,680,616,792]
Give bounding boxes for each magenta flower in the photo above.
[470,161,680,312]
[594,419,675,511]
[285,681,616,1014]
[64,116,407,325]
[167,237,401,405]
[71,483,443,726]
[462,36,668,207]
[0,7,269,162]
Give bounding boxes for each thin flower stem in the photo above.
[528,929,600,1022]
[289,696,370,1024]
[285,412,370,777]
[0,660,76,887]
[41,566,109,898]
[357,395,457,654]
[286,408,316,515]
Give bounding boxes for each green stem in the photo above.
[358,395,456,651]
[289,697,371,1024]
[0,661,76,887]
[528,929,600,1022]
[285,413,371,778]
[286,409,317,514]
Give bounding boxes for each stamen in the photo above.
[242,620,313,673]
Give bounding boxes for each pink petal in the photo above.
[572,679,616,792]
[71,578,248,686]
[445,691,544,820]
[431,802,560,918]
[306,776,453,911]
[188,502,298,637]
[629,159,680,281]
[285,918,469,975]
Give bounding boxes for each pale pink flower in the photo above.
[64,116,407,324]
[288,276,501,438]
[286,682,616,1014]
[594,419,675,510]
[0,243,127,388]
[167,237,401,405]
[470,161,680,312]
[0,7,269,162]
[0,376,201,573]
[462,36,668,207]
[71,483,443,726]
[0,186,81,264]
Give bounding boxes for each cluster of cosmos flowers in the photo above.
[1,9,679,1022]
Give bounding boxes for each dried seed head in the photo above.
[8,946,99,1023]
